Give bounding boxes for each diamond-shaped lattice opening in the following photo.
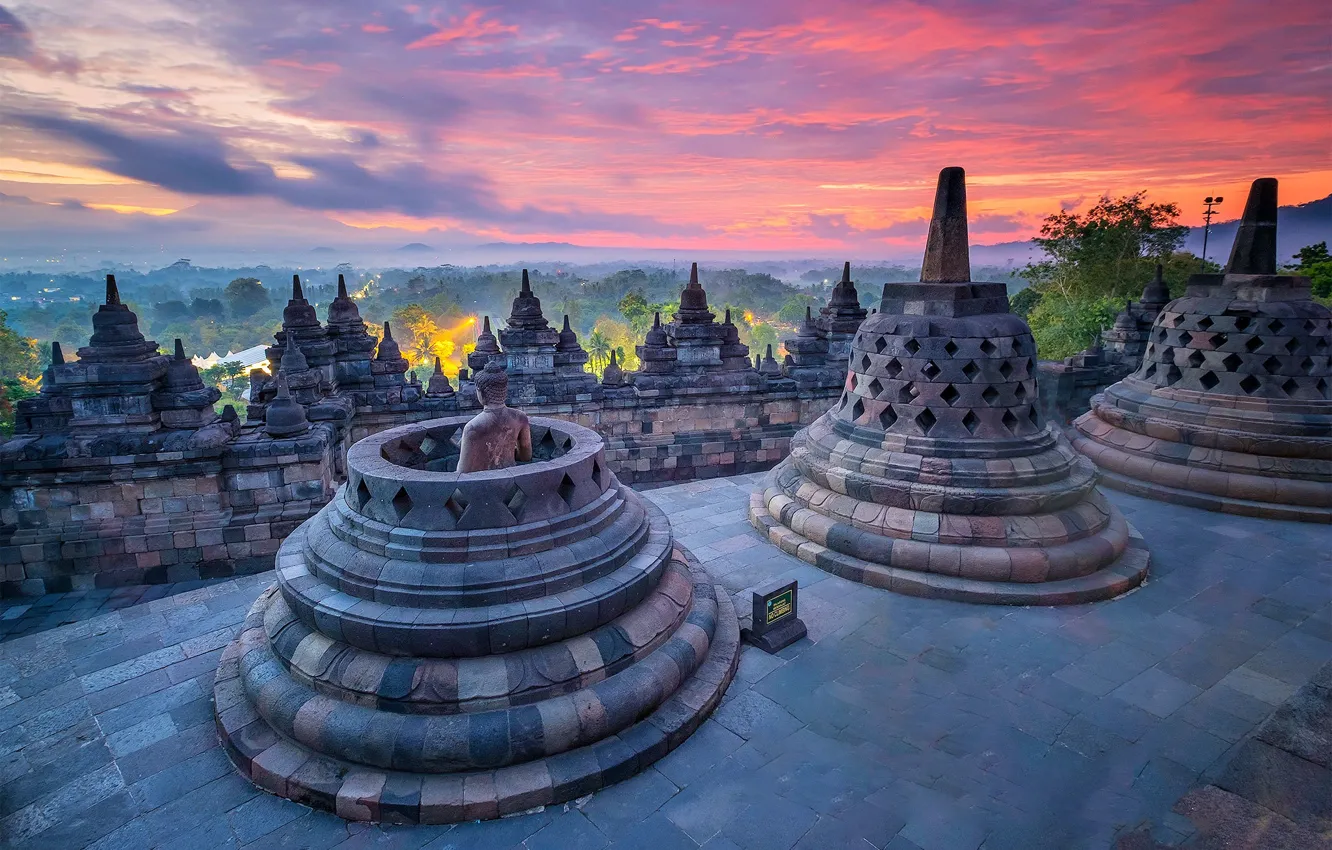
[921,361,940,379]
[557,473,577,507]
[1156,328,1168,344]
[838,392,849,410]
[1178,331,1193,347]
[1168,313,1183,327]
[1245,336,1263,353]
[851,398,865,421]
[591,460,604,490]
[1026,358,1035,372]
[1014,381,1028,402]
[999,360,1014,379]
[962,410,980,434]
[1239,375,1261,394]
[1318,337,1329,353]
[886,358,903,378]
[1164,364,1182,385]
[915,408,936,435]
[537,429,558,456]
[1214,333,1228,348]
[1001,410,1019,433]
[1199,371,1220,390]
[560,436,573,452]
[1233,316,1251,331]
[1187,350,1205,368]
[1285,337,1300,354]
[940,384,960,406]
[944,339,958,356]
[1143,362,1157,380]
[505,486,527,520]
[1263,356,1282,374]
[962,360,979,380]
[1221,353,1243,372]
[1281,378,1299,397]
[1302,357,1316,375]
[1305,320,1318,333]
[1197,316,1214,331]
[355,479,372,511]
[982,386,1000,405]
[904,338,920,354]
[898,382,917,403]
[1318,378,1330,397]
[980,339,997,356]
[879,405,898,429]
[1269,319,1284,333]
[874,335,888,354]
[391,487,412,521]
[861,353,873,371]
[1028,405,1041,428]
[445,488,468,522]
[849,373,858,392]
[867,377,884,397]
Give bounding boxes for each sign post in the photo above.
[740,578,807,653]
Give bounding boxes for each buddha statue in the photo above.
[457,360,533,472]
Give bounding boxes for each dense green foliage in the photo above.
[1287,242,1332,304]
[1018,193,1210,359]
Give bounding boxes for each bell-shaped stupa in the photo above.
[1072,178,1331,522]
[750,167,1149,604]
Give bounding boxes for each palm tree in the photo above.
[587,329,612,378]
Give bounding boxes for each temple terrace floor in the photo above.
[0,473,1328,850]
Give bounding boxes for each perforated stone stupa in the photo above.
[1072,178,1332,522]
[749,167,1149,604]
[215,415,739,823]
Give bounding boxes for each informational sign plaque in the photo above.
[740,578,807,653]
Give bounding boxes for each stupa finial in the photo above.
[1225,178,1279,276]
[920,166,971,284]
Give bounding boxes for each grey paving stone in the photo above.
[230,792,307,844]
[1112,668,1204,718]
[581,766,680,838]
[605,811,697,850]
[523,810,609,850]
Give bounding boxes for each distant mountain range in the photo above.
[1182,193,1330,264]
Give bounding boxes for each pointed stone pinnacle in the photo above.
[105,274,120,306]
[689,262,699,287]
[276,374,292,398]
[521,269,532,295]
[483,316,492,333]
[755,354,762,369]
[920,166,971,284]
[725,308,733,324]
[292,274,304,301]
[433,356,443,374]
[766,344,774,358]
[841,261,851,285]
[382,321,393,340]
[337,274,348,298]
[562,314,572,332]
[609,350,618,366]
[51,341,64,365]
[174,338,186,359]
[653,312,661,328]
[806,305,813,320]
[1226,177,1279,276]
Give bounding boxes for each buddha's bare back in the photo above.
[458,407,532,473]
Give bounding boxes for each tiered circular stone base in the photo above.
[214,548,738,824]
[1072,381,1332,524]
[749,481,1147,605]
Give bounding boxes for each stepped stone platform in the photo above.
[212,416,738,824]
[752,167,1149,604]
[1073,178,1332,523]
[0,475,1328,849]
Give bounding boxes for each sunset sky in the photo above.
[0,0,1328,257]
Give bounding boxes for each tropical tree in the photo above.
[1287,242,1332,302]
[223,278,270,318]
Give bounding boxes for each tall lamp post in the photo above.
[1201,195,1224,269]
